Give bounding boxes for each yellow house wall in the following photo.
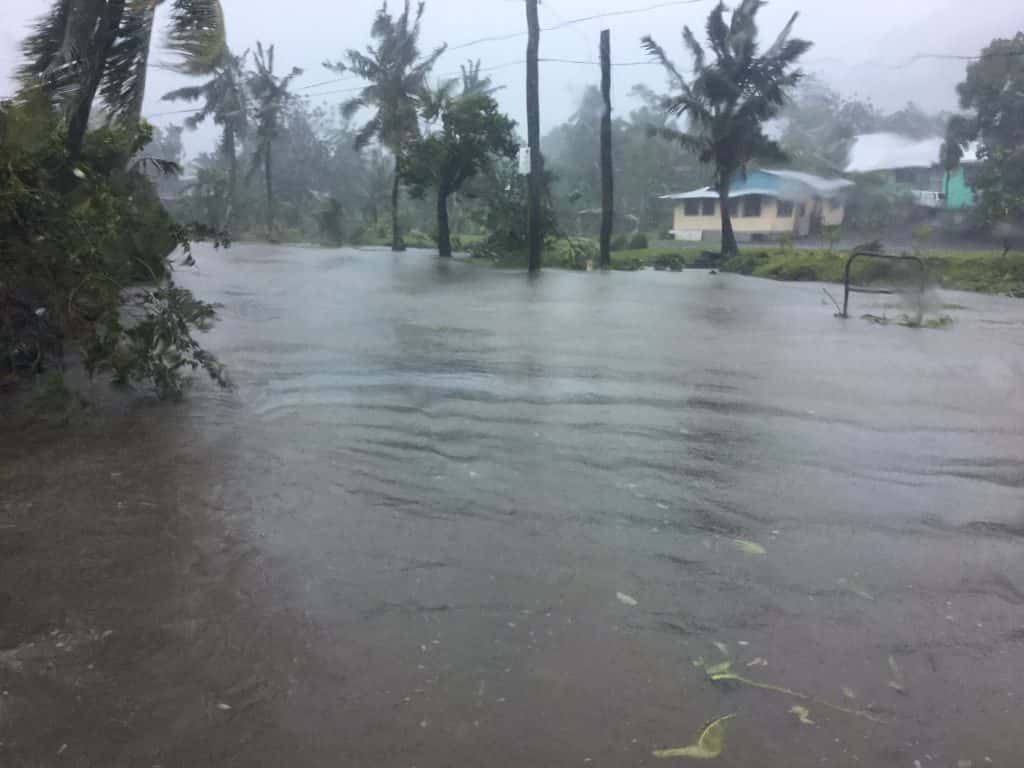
[673,197,797,235]
[822,202,846,227]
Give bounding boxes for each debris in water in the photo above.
[732,539,767,556]
[712,641,729,657]
[841,686,856,700]
[702,661,888,724]
[790,706,815,725]
[217,702,232,711]
[652,714,735,760]
[616,592,639,607]
[746,658,767,668]
[887,655,906,694]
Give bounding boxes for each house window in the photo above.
[701,199,716,216]
[828,198,842,211]
[777,200,795,217]
[797,203,806,217]
[683,199,700,216]
[743,195,762,217]
[728,198,740,217]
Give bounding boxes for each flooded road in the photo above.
[3,243,1024,767]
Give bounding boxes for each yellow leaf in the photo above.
[732,539,767,556]
[653,715,735,760]
[790,705,815,725]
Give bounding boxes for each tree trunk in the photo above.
[598,29,613,269]
[391,156,402,251]
[525,0,543,272]
[224,126,237,232]
[436,187,452,258]
[67,0,127,161]
[718,183,738,259]
[264,143,275,240]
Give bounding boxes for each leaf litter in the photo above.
[653,714,735,760]
[732,539,767,556]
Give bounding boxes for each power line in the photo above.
[280,0,707,97]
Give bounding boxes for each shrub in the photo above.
[551,238,597,270]
[628,232,649,250]
[610,234,628,251]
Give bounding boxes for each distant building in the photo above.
[845,132,980,211]
[660,169,853,242]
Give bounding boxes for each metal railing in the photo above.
[841,249,926,319]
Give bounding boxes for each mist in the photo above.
[2,0,1019,159]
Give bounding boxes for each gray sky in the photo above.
[2,0,1020,158]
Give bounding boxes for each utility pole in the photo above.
[526,0,542,273]
[599,29,613,269]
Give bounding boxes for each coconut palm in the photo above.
[459,59,503,98]
[162,48,248,229]
[326,0,446,250]
[643,0,811,257]
[248,42,303,240]
[19,0,226,160]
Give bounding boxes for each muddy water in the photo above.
[3,243,1024,767]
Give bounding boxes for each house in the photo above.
[845,132,980,211]
[660,169,854,242]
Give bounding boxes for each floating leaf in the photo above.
[705,660,733,676]
[653,715,735,759]
[732,539,767,556]
[790,705,815,725]
[616,592,639,607]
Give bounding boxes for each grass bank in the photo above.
[469,238,1023,297]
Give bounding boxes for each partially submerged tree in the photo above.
[643,0,811,257]
[163,48,249,229]
[248,42,302,240]
[403,91,517,257]
[326,0,446,250]
[19,0,227,159]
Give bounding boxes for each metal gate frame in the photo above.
[841,250,926,319]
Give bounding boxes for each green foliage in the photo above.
[316,197,345,245]
[610,234,628,251]
[465,157,558,255]
[943,33,1024,237]
[643,0,812,256]
[628,232,648,250]
[0,99,227,399]
[550,238,597,270]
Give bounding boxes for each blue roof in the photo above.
[661,169,853,201]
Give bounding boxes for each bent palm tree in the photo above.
[643,0,811,258]
[163,48,248,229]
[248,42,302,241]
[19,0,226,159]
[326,0,445,250]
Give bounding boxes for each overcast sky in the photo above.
[2,0,1020,158]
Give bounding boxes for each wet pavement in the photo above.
[2,243,1024,767]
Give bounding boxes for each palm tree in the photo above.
[643,0,811,258]
[162,49,248,229]
[19,0,226,161]
[248,42,302,240]
[459,59,503,97]
[326,0,446,251]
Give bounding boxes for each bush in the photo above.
[610,234,628,251]
[628,232,649,250]
[652,253,685,271]
[550,238,597,270]
[0,99,228,400]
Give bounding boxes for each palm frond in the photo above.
[162,84,205,101]
[354,115,383,150]
[100,0,156,120]
[641,36,686,90]
[165,0,226,75]
[341,97,367,120]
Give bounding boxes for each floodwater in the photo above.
[3,243,1024,767]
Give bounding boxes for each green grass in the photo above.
[466,234,1023,297]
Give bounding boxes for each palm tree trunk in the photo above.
[67,0,127,161]
[718,183,738,259]
[264,143,275,240]
[391,156,402,251]
[224,126,237,231]
[436,187,452,258]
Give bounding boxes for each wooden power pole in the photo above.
[599,29,613,269]
[526,0,542,273]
